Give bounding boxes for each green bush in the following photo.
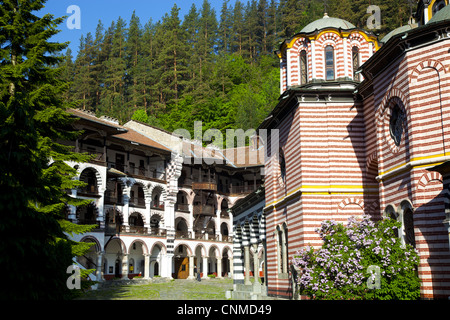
[293,215,420,300]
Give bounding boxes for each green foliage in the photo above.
[0,0,97,299]
[293,216,421,300]
[65,0,412,133]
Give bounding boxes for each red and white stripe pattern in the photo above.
[367,39,450,299]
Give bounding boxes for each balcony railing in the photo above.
[193,205,215,216]
[175,231,191,239]
[151,204,165,211]
[129,197,146,208]
[107,162,166,181]
[175,203,190,212]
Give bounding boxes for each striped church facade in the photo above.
[257,2,450,299]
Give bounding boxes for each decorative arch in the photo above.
[79,235,101,252]
[194,243,207,257]
[410,59,447,84]
[417,171,443,191]
[379,95,409,154]
[175,243,193,256]
[105,206,124,224]
[129,180,151,201]
[150,241,167,255]
[78,166,103,187]
[104,237,127,254]
[129,239,149,255]
[337,197,365,213]
[375,88,409,124]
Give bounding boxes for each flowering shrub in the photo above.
[292,215,420,300]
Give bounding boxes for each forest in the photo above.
[62,0,416,139]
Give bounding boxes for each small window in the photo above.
[325,45,335,81]
[352,47,360,81]
[389,104,405,146]
[299,50,308,85]
[279,148,286,182]
[404,208,416,248]
[432,0,446,16]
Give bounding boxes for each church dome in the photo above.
[427,3,450,24]
[300,13,356,33]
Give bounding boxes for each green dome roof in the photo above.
[427,4,450,24]
[380,24,417,43]
[300,13,356,33]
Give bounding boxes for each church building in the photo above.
[254,1,450,299]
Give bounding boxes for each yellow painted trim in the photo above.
[378,152,450,176]
[285,29,379,50]
[264,184,378,210]
[428,0,449,21]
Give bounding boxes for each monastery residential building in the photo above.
[232,1,450,299]
[63,109,263,281]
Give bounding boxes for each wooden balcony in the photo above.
[192,181,217,191]
[193,205,215,216]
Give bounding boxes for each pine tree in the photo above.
[0,0,95,300]
[126,11,143,113]
[218,0,232,54]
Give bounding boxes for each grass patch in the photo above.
[76,278,233,300]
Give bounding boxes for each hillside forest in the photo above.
[61,0,416,141]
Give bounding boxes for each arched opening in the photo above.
[173,244,190,279]
[150,243,164,277]
[128,241,146,278]
[105,208,123,234]
[129,212,146,234]
[299,50,308,85]
[76,203,98,226]
[79,168,99,195]
[352,46,360,81]
[176,190,189,212]
[130,183,146,208]
[221,222,230,242]
[325,45,335,81]
[175,217,189,239]
[104,238,126,280]
[152,187,164,210]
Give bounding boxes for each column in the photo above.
[144,254,150,279]
[122,195,130,232]
[96,251,104,282]
[188,255,195,280]
[229,257,234,278]
[202,255,208,279]
[217,257,223,278]
[253,244,260,283]
[310,38,316,80]
[244,245,251,285]
[121,254,129,280]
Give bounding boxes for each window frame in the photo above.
[325,45,335,81]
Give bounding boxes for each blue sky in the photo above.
[42,0,237,56]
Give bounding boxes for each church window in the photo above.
[432,0,446,16]
[404,208,416,248]
[325,45,335,80]
[279,148,286,182]
[300,50,308,85]
[389,104,405,146]
[352,47,360,81]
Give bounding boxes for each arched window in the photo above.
[279,148,286,182]
[325,45,335,81]
[432,0,446,16]
[299,50,308,85]
[403,208,416,248]
[389,104,405,147]
[352,47,360,81]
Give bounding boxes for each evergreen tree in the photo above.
[218,0,232,54]
[0,0,95,300]
[126,11,143,113]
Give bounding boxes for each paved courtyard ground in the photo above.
[76,278,234,300]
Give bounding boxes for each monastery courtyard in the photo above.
[77,278,235,300]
